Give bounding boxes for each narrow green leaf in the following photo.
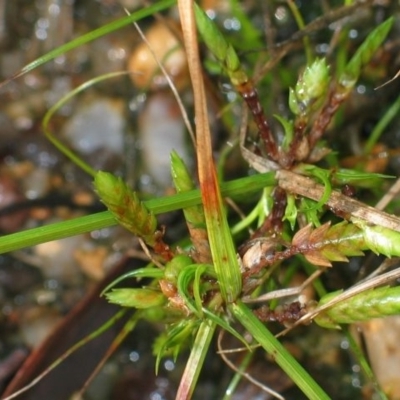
[43,71,130,178]
[193,3,248,86]
[333,168,392,188]
[201,173,242,303]
[0,172,276,255]
[299,165,332,211]
[284,193,297,230]
[171,151,210,262]
[101,267,164,296]
[176,319,216,399]
[177,264,215,316]
[274,114,294,151]
[339,17,393,89]
[154,319,199,374]
[364,92,400,155]
[201,307,249,349]
[231,301,330,399]
[1,0,176,85]
[105,288,166,308]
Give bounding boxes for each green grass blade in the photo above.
[1,0,176,85]
[0,172,275,254]
[176,319,216,400]
[339,17,393,89]
[343,327,389,400]
[43,72,130,177]
[171,150,210,262]
[231,300,330,400]
[101,267,164,296]
[364,92,400,155]
[2,309,129,400]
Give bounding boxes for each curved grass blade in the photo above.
[100,267,164,296]
[154,319,199,374]
[364,92,400,155]
[0,0,176,87]
[177,263,215,316]
[201,307,249,349]
[43,71,130,177]
[286,0,312,63]
[75,313,140,398]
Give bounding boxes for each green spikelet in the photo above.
[315,286,400,329]
[94,171,157,246]
[352,219,400,258]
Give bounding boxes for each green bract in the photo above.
[105,288,166,308]
[289,58,329,115]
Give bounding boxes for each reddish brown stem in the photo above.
[238,80,280,162]
[287,118,308,165]
[308,88,348,150]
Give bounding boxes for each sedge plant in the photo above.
[1,1,400,399]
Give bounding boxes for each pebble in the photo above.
[128,20,188,90]
[62,96,125,157]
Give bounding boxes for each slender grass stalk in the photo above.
[2,310,129,400]
[364,92,400,155]
[176,319,216,399]
[343,327,389,400]
[221,350,254,400]
[178,0,241,303]
[43,72,130,177]
[287,0,312,63]
[0,0,176,86]
[230,301,330,400]
[0,172,275,254]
